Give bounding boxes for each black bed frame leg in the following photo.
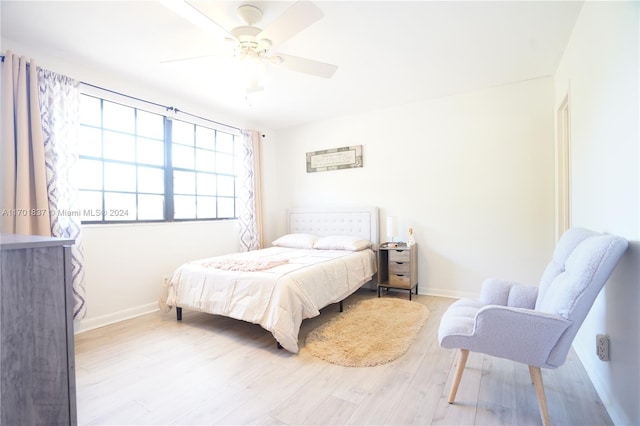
[339,300,343,312]
[277,342,283,350]
[176,307,182,321]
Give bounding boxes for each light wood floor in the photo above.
[75,289,613,425]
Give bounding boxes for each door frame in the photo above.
[555,93,571,241]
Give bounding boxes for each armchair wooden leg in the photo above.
[529,366,551,426]
[448,349,469,403]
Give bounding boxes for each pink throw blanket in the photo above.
[202,258,289,272]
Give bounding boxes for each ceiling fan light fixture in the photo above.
[235,40,267,61]
[245,82,264,94]
[239,52,271,92]
[269,55,284,65]
[257,38,272,51]
[240,49,260,63]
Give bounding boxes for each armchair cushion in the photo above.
[535,232,628,319]
[536,227,595,305]
[480,278,538,309]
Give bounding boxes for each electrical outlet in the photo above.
[596,334,609,361]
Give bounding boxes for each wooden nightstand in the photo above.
[377,243,418,300]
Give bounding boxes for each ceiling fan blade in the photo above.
[258,1,323,48]
[161,0,232,39]
[272,53,337,79]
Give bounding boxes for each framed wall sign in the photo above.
[306,145,363,173]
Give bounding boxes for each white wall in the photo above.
[268,77,556,298]
[554,2,639,424]
[77,220,240,332]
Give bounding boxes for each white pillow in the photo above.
[313,235,372,251]
[272,233,318,249]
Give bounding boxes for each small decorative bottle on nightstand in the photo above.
[377,243,418,300]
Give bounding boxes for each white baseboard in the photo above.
[71,288,469,335]
[74,302,159,334]
[418,286,478,300]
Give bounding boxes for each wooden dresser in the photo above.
[0,234,77,425]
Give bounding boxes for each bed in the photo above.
[159,206,379,353]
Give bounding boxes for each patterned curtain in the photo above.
[38,68,87,320]
[237,129,264,251]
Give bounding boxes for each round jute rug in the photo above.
[304,297,429,367]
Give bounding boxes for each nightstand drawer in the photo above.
[389,261,410,275]
[390,274,411,288]
[389,249,411,262]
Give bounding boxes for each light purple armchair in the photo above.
[438,227,628,426]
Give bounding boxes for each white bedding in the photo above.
[159,246,377,353]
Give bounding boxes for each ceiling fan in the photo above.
[162,0,338,92]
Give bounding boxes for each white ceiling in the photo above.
[1,1,583,130]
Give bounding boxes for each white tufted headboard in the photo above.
[286,206,379,245]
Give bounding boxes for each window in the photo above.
[170,119,238,220]
[77,91,239,223]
